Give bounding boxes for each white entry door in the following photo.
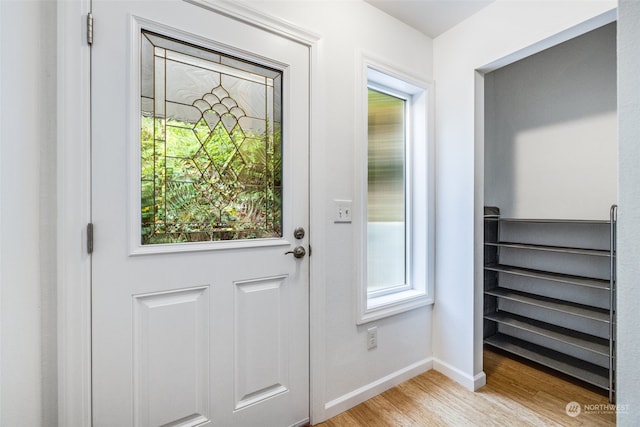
[91,1,310,426]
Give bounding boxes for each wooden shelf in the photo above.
[485,264,610,290]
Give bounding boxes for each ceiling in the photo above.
[364,0,495,38]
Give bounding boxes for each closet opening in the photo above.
[481,22,618,403]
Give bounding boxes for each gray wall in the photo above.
[485,23,617,220]
[617,0,640,424]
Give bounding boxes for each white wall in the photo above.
[0,0,57,425]
[246,1,434,420]
[433,0,616,390]
[2,0,433,424]
[616,0,640,424]
[7,0,640,424]
[485,23,617,220]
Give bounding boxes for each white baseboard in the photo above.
[323,358,433,420]
[474,371,487,390]
[432,358,486,391]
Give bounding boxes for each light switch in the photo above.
[334,199,352,223]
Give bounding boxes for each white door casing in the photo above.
[91,1,311,425]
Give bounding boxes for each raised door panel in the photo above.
[133,287,210,427]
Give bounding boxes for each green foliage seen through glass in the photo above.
[141,115,282,244]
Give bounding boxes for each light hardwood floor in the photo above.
[316,348,615,426]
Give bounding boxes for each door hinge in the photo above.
[87,223,94,254]
[87,13,94,45]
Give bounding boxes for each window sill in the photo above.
[357,289,433,325]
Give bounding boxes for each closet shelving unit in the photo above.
[483,206,616,402]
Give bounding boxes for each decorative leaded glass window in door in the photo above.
[140,30,283,244]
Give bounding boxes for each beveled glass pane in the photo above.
[154,56,166,117]
[141,34,154,98]
[367,88,406,293]
[140,30,283,244]
[165,124,201,158]
[274,75,282,128]
[141,117,154,181]
[166,60,220,106]
[221,75,267,120]
[221,55,281,80]
[145,32,221,64]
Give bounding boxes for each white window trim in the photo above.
[356,55,435,325]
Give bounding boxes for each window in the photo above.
[357,61,434,324]
[140,30,283,245]
[367,88,407,297]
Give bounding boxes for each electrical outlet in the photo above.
[367,326,378,350]
[334,199,352,223]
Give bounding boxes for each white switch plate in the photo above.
[334,199,352,223]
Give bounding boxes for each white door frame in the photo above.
[56,1,324,425]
